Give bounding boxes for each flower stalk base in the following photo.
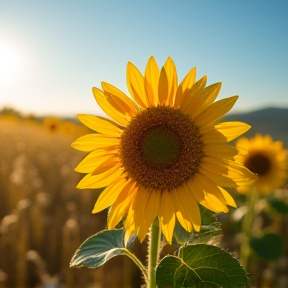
[240,188,258,271]
[147,218,161,288]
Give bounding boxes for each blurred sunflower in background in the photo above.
[61,121,77,136]
[235,134,287,194]
[72,56,256,244]
[43,117,62,133]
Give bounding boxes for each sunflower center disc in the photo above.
[120,106,203,191]
[141,127,181,168]
[245,153,271,176]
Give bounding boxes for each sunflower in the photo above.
[72,56,256,244]
[43,117,62,133]
[235,134,287,194]
[61,121,77,135]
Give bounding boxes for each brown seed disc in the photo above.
[119,106,203,191]
[244,153,271,176]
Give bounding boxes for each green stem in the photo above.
[239,188,258,271]
[125,250,148,282]
[147,218,161,288]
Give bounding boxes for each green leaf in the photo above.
[173,220,191,245]
[173,206,221,245]
[200,205,217,225]
[156,244,248,288]
[250,233,284,261]
[268,198,288,214]
[173,222,222,246]
[192,223,222,244]
[70,229,129,268]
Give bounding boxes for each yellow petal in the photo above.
[215,122,251,141]
[174,67,196,108]
[176,185,201,232]
[132,186,150,229]
[203,144,238,160]
[180,75,207,112]
[92,177,127,213]
[163,57,178,106]
[77,114,122,136]
[276,149,288,161]
[194,96,239,127]
[158,190,175,244]
[71,134,119,151]
[194,173,226,203]
[206,193,228,212]
[199,166,236,188]
[171,188,192,232]
[200,122,251,143]
[182,184,201,231]
[177,211,192,232]
[92,156,119,175]
[235,137,249,157]
[127,62,149,108]
[185,176,205,202]
[190,82,222,118]
[75,152,117,173]
[101,82,139,116]
[236,185,250,194]
[124,205,136,245]
[272,140,284,151]
[200,157,256,188]
[145,56,160,106]
[137,189,161,242]
[158,67,169,105]
[77,163,122,189]
[200,127,228,144]
[92,87,130,126]
[192,173,229,213]
[200,193,228,213]
[108,180,137,228]
[218,187,237,208]
[184,81,220,117]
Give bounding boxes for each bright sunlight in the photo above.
[0,42,20,84]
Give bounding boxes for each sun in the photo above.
[0,42,20,84]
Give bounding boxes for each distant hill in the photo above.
[224,107,288,146]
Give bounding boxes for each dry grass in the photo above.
[0,117,140,288]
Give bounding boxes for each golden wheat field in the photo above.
[0,113,288,288]
[0,115,142,288]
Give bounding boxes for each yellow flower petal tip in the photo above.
[72,56,254,243]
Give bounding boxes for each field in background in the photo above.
[0,108,287,288]
[0,113,141,288]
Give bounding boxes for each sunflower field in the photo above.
[0,107,288,288]
[0,112,142,288]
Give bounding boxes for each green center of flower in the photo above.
[245,153,271,176]
[120,106,203,191]
[141,127,181,168]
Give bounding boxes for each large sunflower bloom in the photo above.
[72,56,256,244]
[235,134,287,194]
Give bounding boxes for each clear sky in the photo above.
[0,0,287,117]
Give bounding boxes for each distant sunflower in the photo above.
[72,57,255,244]
[235,134,287,194]
[61,121,77,135]
[43,117,61,133]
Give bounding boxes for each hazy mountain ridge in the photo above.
[224,107,288,146]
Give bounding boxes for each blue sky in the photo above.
[0,0,287,117]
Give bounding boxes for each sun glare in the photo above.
[0,42,20,84]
